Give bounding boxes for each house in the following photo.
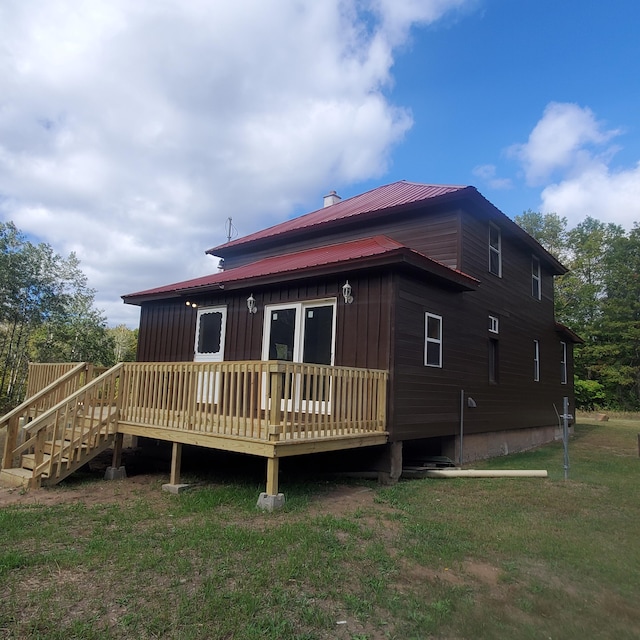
[122,180,581,484]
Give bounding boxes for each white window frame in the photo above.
[424,312,443,368]
[561,341,568,385]
[489,223,502,277]
[489,315,499,334]
[194,306,227,362]
[532,255,541,300]
[533,339,540,382]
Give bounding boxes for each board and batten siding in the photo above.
[220,206,461,271]
[136,272,393,373]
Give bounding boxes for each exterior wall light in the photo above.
[247,294,257,314]
[185,301,197,308]
[342,280,353,304]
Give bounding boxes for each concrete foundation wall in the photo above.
[442,424,571,465]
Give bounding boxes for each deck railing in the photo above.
[118,361,388,441]
[7,365,122,485]
[2,362,90,469]
[3,361,388,483]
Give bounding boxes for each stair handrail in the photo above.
[21,363,123,437]
[12,363,124,484]
[0,362,88,430]
[1,362,91,470]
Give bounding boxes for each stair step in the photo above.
[21,453,67,471]
[0,468,33,488]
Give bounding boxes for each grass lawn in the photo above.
[1,415,639,639]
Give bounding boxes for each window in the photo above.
[194,306,227,362]
[488,315,499,334]
[533,340,540,381]
[262,300,336,365]
[561,341,568,384]
[424,313,443,367]
[488,338,499,383]
[532,256,541,300]
[489,224,502,276]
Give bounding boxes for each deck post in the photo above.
[258,370,285,510]
[162,441,190,494]
[2,415,20,469]
[170,441,182,485]
[104,432,127,481]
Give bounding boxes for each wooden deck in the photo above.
[1,361,389,495]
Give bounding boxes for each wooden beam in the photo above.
[117,422,276,457]
[273,433,389,457]
[170,442,182,485]
[265,457,279,495]
[111,432,124,469]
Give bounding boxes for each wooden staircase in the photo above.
[1,363,122,490]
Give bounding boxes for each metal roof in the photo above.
[123,235,476,303]
[207,180,469,254]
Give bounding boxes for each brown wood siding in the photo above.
[220,207,460,271]
[386,210,573,442]
[136,272,393,372]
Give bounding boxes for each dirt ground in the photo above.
[0,426,383,516]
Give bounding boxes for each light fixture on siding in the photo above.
[342,280,353,304]
[247,293,257,314]
[185,301,197,308]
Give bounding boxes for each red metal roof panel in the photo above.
[124,236,407,301]
[208,180,469,254]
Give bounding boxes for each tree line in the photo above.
[0,222,137,413]
[515,211,640,410]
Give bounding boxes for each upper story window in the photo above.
[489,224,502,277]
[561,341,568,384]
[488,315,499,334]
[532,256,541,300]
[424,312,443,368]
[533,339,540,382]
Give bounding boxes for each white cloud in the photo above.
[509,102,621,186]
[506,102,639,229]
[472,164,512,190]
[540,161,640,229]
[0,0,470,326]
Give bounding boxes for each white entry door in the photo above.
[194,306,227,403]
[261,300,336,412]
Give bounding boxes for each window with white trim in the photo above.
[489,315,499,334]
[194,306,227,362]
[532,256,541,300]
[533,340,540,381]
[489,223,502,276]
[424,313,443,367]
[561,341,568,384]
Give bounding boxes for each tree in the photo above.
[0,222,112,411]
[515,212,640,409]
[107,325,138,362]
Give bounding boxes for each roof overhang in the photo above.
[555,322,584,344]
[123,235,479,305]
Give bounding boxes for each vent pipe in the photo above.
[323,190,341,207]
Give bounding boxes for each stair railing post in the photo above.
[2,415,20,469]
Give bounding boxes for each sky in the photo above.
[1,0,639,328]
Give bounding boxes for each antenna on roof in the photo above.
[225,217,238,243]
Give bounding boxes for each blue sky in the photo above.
[1,0,638,326]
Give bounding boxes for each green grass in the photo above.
[1,417,639,639]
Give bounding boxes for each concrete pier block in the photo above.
[104,466,127,481]
[162,483,191,494]
[256,492,285,511]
